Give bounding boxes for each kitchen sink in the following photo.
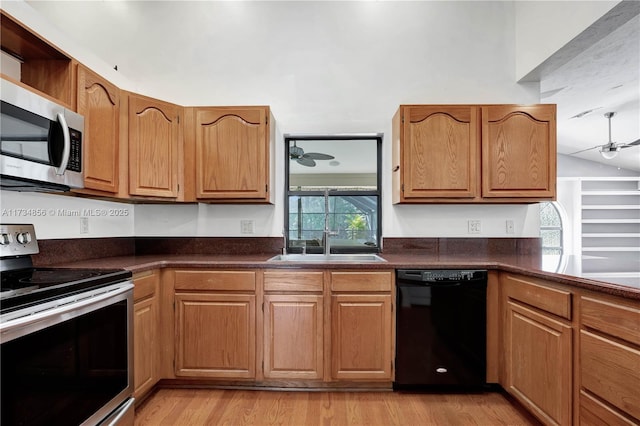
[267,254,386,263]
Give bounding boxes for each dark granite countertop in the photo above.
[54,252,640,301]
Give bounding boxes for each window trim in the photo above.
[284,134,383,254]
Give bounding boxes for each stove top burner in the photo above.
[0,267,132,315]
[17,270,98,285]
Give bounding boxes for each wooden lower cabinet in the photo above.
[578,294,640,424]
[133,270,160,400]
[261,269,395,384]
[504,301,572,425]
[330,271,395,381]
[331,293,393,380]
[501,273,573,426]
[174,292,256,379]
[173,270,257,379]
[263,294,324,380]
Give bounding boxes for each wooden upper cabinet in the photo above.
[186,106,271,202]
[128,93,181,198]
[393,104,556,203]
[482,105,556,199]
[76,65,120,193]
[397,105,480,201]
[1,11,75,107]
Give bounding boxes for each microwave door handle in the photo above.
[55,112,71,175]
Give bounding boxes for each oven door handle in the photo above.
[0,281,133,343]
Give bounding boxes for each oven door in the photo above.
[0,282,134,426]
[0,78,84,190]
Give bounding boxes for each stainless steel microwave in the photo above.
[1,78,84,191]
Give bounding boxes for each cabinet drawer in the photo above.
[503,274,571,320]
[264,271,323,292]
[580,330,640,420]
[133,271,158,302]
[581,296,640,347]
[580,390,637,426]
[330,271,392,292]
[174,270,256,291]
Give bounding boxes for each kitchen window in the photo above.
[284,135,382,254]
[540,201,566,272]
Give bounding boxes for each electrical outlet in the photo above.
[468,219,481,234]
[506,219,515,234]
[80,217,89,234]
[240,220,254,235]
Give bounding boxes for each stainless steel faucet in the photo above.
[322,189,337,255]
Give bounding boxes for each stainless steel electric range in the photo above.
[0,223,135,426]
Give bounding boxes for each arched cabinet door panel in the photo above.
[189,106,272,202]
[401,105,480,200]
[482,105,556,199]
[392,104,556,203]
[128,93,181,198]
[76,65,120,194]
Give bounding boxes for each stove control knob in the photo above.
[0,233,11,245]
[16,232,32,244]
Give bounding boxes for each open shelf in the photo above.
[579,177,640,278]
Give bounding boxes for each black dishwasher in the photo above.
[394,269,487,390]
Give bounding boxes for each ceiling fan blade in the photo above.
[303,152,335,160]
[620,138,640,148]
[297,157,316,167]
[569,145,601,155]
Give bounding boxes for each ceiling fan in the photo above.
[570,112,640,159]
[289,141,335,167]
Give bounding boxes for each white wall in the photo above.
[0,191,134,239]
[3,1,600,239]
[514,0,619,80]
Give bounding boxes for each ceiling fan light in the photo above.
[599,147,619,159]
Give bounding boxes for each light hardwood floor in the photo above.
[134,388,539,425]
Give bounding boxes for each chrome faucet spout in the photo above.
[322,189,337,255]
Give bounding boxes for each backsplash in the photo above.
[32,236,540,266]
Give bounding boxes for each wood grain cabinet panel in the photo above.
[396,105,479,200]
[175,293,256,379]
[482,105,556,199]
[392,104,556,203]
[76,65,120,193]
[128,93,181,198]
[189,106,271,202]
[505,301,572,426]
[133,271,160,400]
[1,11,75,106]
[502,273,571,320]
[580,330,640,421]
[579,390,638,426]
[263,294,324,380]
[331,294,393,380]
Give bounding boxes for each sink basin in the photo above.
[267,254,386,263]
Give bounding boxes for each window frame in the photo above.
[284,134,383,254]
[540,201,568,273]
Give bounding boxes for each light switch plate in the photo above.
[468,219,481,234]
[240,220,255,234]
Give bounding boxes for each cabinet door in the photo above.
[263,294,323,380]
[331,294,393,380]
[134,297,158,398]
[193,107,269,200]
[400,105,480,200]
[505,301,572,425]
[76,65,120,193]
[482,105,556,199]
[175,293,255,379]
[129,94,180,198]
[133,270,160,399]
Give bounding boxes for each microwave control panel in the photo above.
[67,128,82,172]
